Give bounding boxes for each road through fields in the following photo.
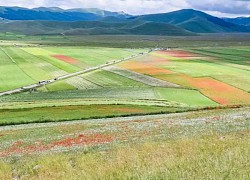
[0,49,153,96]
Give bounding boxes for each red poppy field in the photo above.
[157,50,201,58]
[51,55,81,64]
[155,74,250,105]
[0,133,114,157]
[120,61,173,75]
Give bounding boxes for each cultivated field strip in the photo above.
[1,107,248,131]
[65,76,101,89]
[104,66,180,87]
[0,87,217,107]
[0,99,179,110]
[187,48,250,66]
[82,70,147,87]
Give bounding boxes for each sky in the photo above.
[0,0,250,17]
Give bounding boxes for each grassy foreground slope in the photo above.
[0,107,249,179]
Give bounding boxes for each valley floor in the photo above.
[0,36,249,179]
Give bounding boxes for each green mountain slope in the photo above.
[0,7,248,35]
[0,6,130,21]
[0,20,193,36]
[133,9,250,33]
[223,17,250,26]
[126,22,193,36]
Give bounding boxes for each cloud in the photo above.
[186,0,250,15]
[40,0,189,15]
[0,0,188,14]
[0,0,249,17]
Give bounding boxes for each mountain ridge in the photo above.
[132,9,250,33]
[223,17,250,26]
[0,20,195,36]
[0,7,249,35]
[0,6,130,21]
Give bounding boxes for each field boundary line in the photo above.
[0,47,37,82]
[100,68,148,87]
[0,98,182,110]
[79,76,104,88]
[0,47,16,64]
[21,48,70,73]
[195,90,219,105]
[208,76,250,93]
[190,75,250,94]
[187,49,250,72]
[104,66,180,88]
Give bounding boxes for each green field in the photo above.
[154,88,217,106]
[82,70,147,87]
[0,48,35,91]
[0,104,192,126]
[0,46,145,92]
[188,47,250,66]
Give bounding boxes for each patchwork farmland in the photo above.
[0,45,250,124]
[0,40,249,179]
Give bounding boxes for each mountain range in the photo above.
[0,6,249,36]
[223,17,250,26]
[0,6,130,21]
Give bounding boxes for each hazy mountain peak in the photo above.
[134,9,249,33]
[223,17,250,26]
[32,7,64,12]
